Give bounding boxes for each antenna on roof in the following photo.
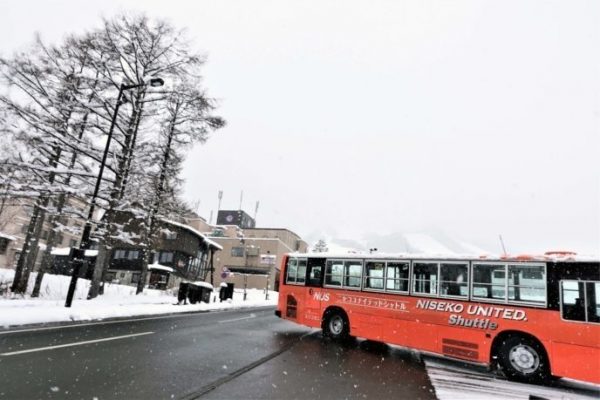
[216,190,223,217]
[499,234,508,256]
[254,201,260,222]
[209,210,213,225]
[239,190,244,210]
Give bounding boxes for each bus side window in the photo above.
[561,281,586,322]
[586,282,600,323]
[297,259,307,284]
[364,261,384,290]
[413,262,439,295]
[325,260,343,286]
[472,264,506,301]
[286,258,298,284]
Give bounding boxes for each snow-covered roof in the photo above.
[189,281,214,290]
[291,251,599,262]
[161,219,223,250]
[51,247,71,256]
[0,232,16,241]
[148,263,174,273]
[50,247,99,257]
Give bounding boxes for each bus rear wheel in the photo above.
[497,335,550,384]
[323,310,349,341]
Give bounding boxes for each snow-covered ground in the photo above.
[0,268,277,329]
[425,358,600,400]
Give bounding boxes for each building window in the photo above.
[159,252,173,263]
[0,238,8,255]
[41,230,49,240]
[131,273,141,283]
[69,239,78,248]
[113,249,127,259]
[231,247,244,257]
[55,234,64,246]
[127,250,140,260]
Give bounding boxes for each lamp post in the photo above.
[65,78,164,308]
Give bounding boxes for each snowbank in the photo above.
[0,268,277,328]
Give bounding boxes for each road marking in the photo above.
[0,331,154,356]
[218,314,256,324]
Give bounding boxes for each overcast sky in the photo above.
[1,1,599,254]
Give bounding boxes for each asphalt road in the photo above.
[0,307,598,400]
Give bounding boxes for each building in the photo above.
[186,214,308,291]
[216,210,256,228]
[103,211,222,290]
[0,197,86,271]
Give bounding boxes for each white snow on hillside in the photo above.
[402,233,455,254]
[308,231,491,257]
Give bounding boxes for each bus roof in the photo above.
[286,251,599,263]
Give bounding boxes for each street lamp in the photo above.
[65,78,164,307]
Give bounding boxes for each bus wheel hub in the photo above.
[510,345,539,373]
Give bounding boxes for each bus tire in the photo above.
[323,310,350,341]
[497,334,550,384]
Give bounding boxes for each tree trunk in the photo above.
[31,203,65,298]
[16,201,48,293]
[87,243,109,299]
[136,247,152,294]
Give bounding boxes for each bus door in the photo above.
[304,257,326,327]
[553,280,600,383]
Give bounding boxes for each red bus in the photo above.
[275,252,600,384]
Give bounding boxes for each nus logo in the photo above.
[313,292,330,301]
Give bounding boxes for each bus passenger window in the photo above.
[508,265,546,305]
[325,261,343,286]
[386,262,409,292]
[344,261,363,288]
[286,258,298,284]
[364,262,384,290]
[586,282,600,323]
[412,263,438,295]
[440,263,468,297]
[472,264,506,301]
[561,281,586,322]
[297,259,307,284]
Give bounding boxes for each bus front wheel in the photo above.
[323,310,349,341]
[497,335,550,384]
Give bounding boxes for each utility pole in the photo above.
[65,78,164,307]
